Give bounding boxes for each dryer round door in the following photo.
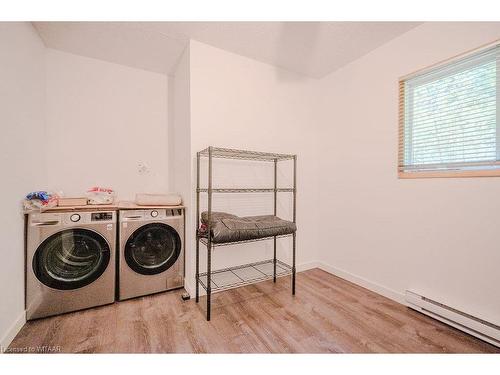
[124,223,181,275]
[33,228,111,290]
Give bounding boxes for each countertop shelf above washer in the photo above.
[24,201,185,214]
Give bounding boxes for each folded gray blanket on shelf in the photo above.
[200,211,297,243]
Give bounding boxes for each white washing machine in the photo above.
[118,208,184,300]
[26,210,116,320]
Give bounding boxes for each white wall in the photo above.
[185,41,321,295]
[169,46,191,204]
[45,49,169,201]
[168,46,192,289]
[0,23,46,349]
[316,22,500,325]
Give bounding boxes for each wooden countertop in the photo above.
[24,201,185,214]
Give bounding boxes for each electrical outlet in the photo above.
[138,162,150,174]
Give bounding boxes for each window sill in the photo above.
[398,170,500,179]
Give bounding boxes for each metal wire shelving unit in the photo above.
[195,146,297,321]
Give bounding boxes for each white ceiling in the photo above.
[33,22,421,78]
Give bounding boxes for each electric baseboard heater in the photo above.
[405,291,500,348]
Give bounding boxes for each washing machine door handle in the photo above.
[123,215,142,220]
[31,220,60,226]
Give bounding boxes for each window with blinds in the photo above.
[399,43,499,178]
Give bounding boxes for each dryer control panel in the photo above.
[120,208,184,222]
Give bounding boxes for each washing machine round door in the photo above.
[124,223,181,275]
[33,228,111,290]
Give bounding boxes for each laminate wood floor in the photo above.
[9,268,499,353]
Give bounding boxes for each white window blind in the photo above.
[399,44,499,176]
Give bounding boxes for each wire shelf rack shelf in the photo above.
[197,188,294,193]
[197,259,292,292]
[198,147,295,162]
[198,233,293,247]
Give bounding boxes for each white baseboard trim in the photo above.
[316,262,405,304]
[0,311,26,353]
[297,261,321,272]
